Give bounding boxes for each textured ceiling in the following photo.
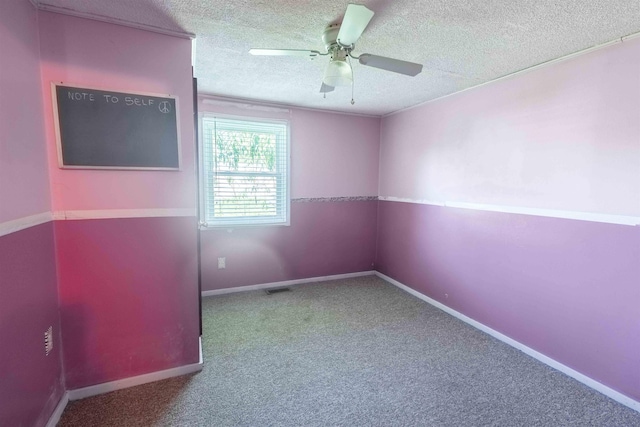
[35,0,640,115]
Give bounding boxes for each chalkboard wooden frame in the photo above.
[52,82,182,170]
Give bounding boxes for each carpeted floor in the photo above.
[58,276,640,426]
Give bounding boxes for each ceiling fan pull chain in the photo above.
[351,81,355,105]
[349,56,355,105]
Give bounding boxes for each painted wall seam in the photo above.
[0,212,53,237]
[52,208,197,220]
[378,197,640,226]
[292,196,378,202]
[0,209,200,237]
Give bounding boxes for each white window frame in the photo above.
[199,114,290,228]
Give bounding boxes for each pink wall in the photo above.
[377,38,640,402]
[290,109,379,198]
[0,2,63,426]
[37,12,200,388]
[198,98,380,290]
[0,0,51,222]
[380,38,640,217]
[56,217,200,388]
[39,12,196,212]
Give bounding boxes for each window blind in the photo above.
[201,116,289,226]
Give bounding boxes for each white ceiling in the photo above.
[35,0,640,116]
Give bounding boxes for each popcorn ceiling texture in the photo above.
[35,0,640,115]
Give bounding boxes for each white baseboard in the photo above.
[202,271,376,297]
[375,271,640,413]
[68,337,203,401]
[45,391,69,427]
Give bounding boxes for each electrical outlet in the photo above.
[44,326,53,356]
[218,257,226,269]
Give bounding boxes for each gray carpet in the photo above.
[58,276,640,426]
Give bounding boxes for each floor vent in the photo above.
[265,287,291,295]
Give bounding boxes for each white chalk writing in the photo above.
[67,92,95,101]
[124,96,155,107]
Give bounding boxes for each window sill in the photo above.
[199,221,290,231]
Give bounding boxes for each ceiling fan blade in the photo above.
[336,4,374,46]
[249,49,320,57]
[320,83,335,93]
[358,54,423,76]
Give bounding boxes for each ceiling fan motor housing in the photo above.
[323,23,342,50]
[323,24,352,62]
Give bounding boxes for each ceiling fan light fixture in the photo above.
[249,3,423,101]
[323,59,352,87]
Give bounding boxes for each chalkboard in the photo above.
[52,83,181,170]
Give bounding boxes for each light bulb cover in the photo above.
[323,60,352,87]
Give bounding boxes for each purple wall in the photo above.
[1,2,636,423]
[377,35,640,403]
[376,196,640,401]
[201,200,377,290]
[36,12,200,389]
[0,223,63,426]
[0,1,63,426]
[2,7,200,421]
[198,98,381,291]
[56,217,200,389]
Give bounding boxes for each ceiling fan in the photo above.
[249,4,423,98]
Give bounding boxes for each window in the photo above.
[200,116,289,227]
